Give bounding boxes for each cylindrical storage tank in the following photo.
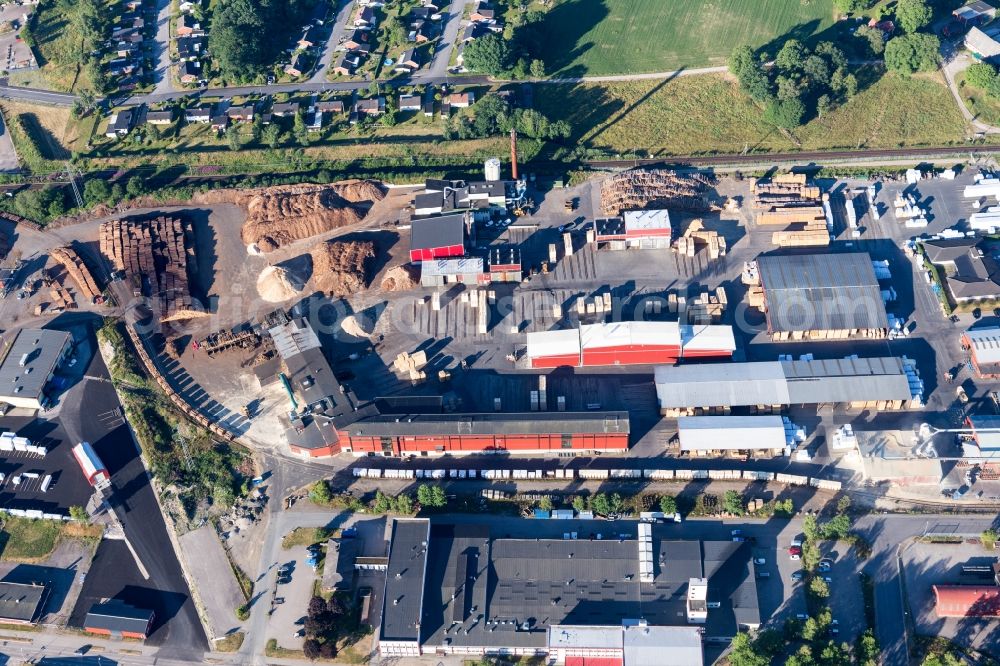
[485,157,501,182]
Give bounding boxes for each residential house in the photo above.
[298,27,318,49]
[107,58,137,77]
[333,52,360,75]
[105,107,137,138]
[449,91,474,108]
[145,109,174,125]
[285,53,306,77]
[955,1,998,26]
[177,14,203,36]
[179,60,201,84]
[117,13,144,30]
[316,99,345,114]
[422,1,442,11]
[411,7,433,21]
[115,42,139,58]
[461,22,490,43]
[271,102,300,117]
[398,94,421,111]
[409,19,432,42]
[358,0,384,6]
[210,114,229,131]
[350,97,385,122]
[394,48,421,73]
[422,100,434,117]
[354,5,375,28]
[176,37,202,61]
[123,0,142,11]
[179,0,199,13]
[470,1,495,22]
[119,30,143,44]
[184,105,212,123]
[227,105,255,122]
[343,30,372,52]
[967,26,1000,61]
[440,100,451,116]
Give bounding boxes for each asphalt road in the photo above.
[73,329,209,657]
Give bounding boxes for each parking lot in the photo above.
[902,540,1000,654]
[0,2,36,72]
[267,544,318,652]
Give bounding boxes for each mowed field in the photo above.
[537,0,835,76]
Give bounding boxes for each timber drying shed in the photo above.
[653,356,922,415]
[754,252,889,340]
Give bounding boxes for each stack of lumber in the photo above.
[49,247,102,303]
[753,172,828,245]
[674,218,727,258]
[46,279,75,311]
[600,169,714,216]
[393,350,427,382]
[755,206,825,226]
[686,289,726,324]
[771,222,830,247]
[99,216,204,321]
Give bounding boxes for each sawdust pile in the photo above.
[380,264,419,291]
[192,180,386,253]
[309,240,376,297]
[339,314,374,343]
[257,265,303,302]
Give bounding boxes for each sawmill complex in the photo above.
[378,518,758,662]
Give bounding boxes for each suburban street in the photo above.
[308,0,355,84]
[416,0,470,80]
[151,0,174,95]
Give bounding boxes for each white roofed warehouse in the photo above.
[754,253,890,340]
[677,415,798,457]
[0,328,73,410]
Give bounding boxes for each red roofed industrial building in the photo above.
[409,213,472,262]
[593,210,672,249]
[962,327,1000,379]
[933,585,1000,617]
[525,322,736,369]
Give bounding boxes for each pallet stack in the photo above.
[99,216,201,321]
[49,247,102,303]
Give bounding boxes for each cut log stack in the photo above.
[49,247,102,303]
[600,169,715,217]
[752,172,829,247]
[99,216,204,321]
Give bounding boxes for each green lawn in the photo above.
[537,0,835,76]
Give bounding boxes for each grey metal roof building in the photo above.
[0,328,72,410]
[655,356,915,410]
[757,253,889,334]
[379,519,759,658]
[0,581,46,623]
[380,519,430,651]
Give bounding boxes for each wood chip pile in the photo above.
[600,169,715,217]
[310,240,376,297]
[49,247,102,303]
[99,216,204,321]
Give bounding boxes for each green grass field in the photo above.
[535,70,972,157]
[0,517,62,561]
[537,0,835,76]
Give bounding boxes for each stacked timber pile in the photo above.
[393,350,427,383]
[674,219,727,259]
[753,173,830,247]
[686,288,727,324]
[600,169,714,217]
[49,247,102,304]
[99,216,205,321]
[309,240,376,297]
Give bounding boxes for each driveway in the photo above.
[309,0,356,83]
[941,40,1000,134]
[151,0,174,94]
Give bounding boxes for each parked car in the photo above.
[754,557,766,565]
[791,571,804,581]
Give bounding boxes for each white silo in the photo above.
[484,157,501,182]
